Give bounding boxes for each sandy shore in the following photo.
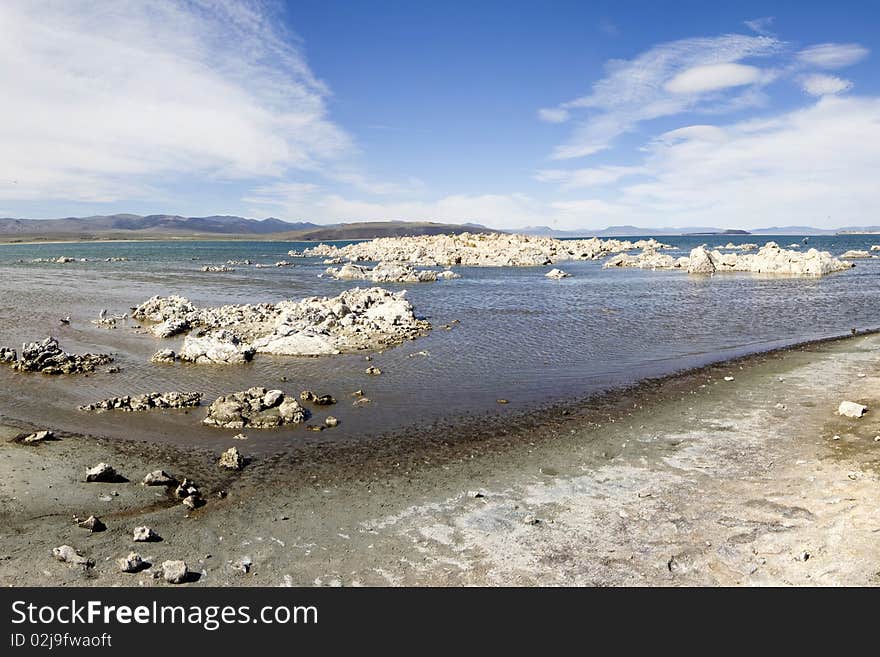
[2,333,879,586]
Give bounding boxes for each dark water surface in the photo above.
[0,235,877,453]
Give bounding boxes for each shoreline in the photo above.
[2,329,880,585]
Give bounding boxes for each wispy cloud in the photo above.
[0,0,352,203]
[796,43,869,69]
[744,16,775,37]
[539,34,785,159]
[801,74,854,96]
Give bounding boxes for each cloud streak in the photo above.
[0,0,351,203]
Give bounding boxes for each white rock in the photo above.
[133,526,161,542]
[838,401,867,418]
[545,268,571,279]
[118,552,145,573]
[52,545,93,567]
[161,560,189,584]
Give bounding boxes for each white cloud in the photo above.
[744,17,775,37]
[534,166,641,189]
[0,0,352,203]
[664,63,762,94]
[538,108,571,123]
[797,43,869,69]
[616,96,880,227]
[801,74,853,96]
[544,34,783,159]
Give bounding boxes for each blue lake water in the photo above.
[0,234,877,453]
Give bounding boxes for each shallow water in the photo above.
[0,234,877,453]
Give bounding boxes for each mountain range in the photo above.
[0,214,877,242]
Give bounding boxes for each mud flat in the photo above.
[2,332,880,586]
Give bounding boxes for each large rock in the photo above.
[686,246,717,274]
[179,330,255,364]
[203,387,307,429]
[290,232,674,267]
[79,391,201,412]
[135,287,431,359]
[604,242,853,278]
[1,337,112,375]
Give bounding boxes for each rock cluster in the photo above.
[325,261,460,283]
[0,337,113,374]
[133,287,430,360]
[291,232,673,267]
[605,242,853,277]
[203,387,307,429]
[79,391,202,412]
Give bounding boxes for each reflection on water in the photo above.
[0,235,877,453]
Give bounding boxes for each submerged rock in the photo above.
[203,387,307,429]
[133,287,430,359]
[544,268,571,279]
[150,349,177,363]
[325,261,461,283]
[840,250,871,259]
[300,390,336,405]
[201,265,235,272]
[1,337,113,375]
[838,401,867,418]
[79,391,202,412]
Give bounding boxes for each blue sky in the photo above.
[0,0,877,229]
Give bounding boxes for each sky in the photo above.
[0,0,877,230]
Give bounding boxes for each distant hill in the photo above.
[0,215,493,242]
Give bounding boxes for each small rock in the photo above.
[118,552,145,573]
[723,376,735,382]
[218,446,246,471]
[523,514,540,526]
[85,462,118,482]
[231,556,253,574]
[365,366,382,376]
[832,435,841,441]
[467,490,485,499]
[52,545,94,567]
[142,469,176,486]
[838,401,867,418]
[22,430,55,444]
[232,433,249,440]
[182,495,201,510]
[496,399,509,404]
[77,515,106,532]
[133,526,161,542]
[161,560,189,584]
[324,416,339,428]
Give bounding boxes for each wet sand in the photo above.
[2,332,879,586]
